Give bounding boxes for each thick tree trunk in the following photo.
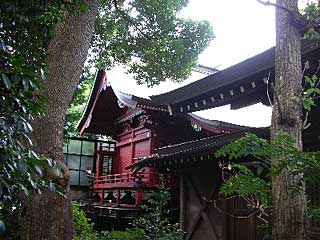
[22,1,100,239]
[271,0,309,239]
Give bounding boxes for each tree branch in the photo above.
[303,111,311,130]
[112,0,152,40]
[256,0,309,31]
[265,71,273,107]
[256,0,293,14]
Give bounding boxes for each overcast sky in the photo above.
[107,0,312,127]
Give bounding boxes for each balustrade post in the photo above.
[100,189,104,205]
[116,189,120,206]
[135,189,143,207]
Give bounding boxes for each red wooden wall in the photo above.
[114,125,155,175]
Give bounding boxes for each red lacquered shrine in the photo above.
[78,70,243,219]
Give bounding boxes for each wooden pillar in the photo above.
[179,173,185,231]
[130,130,135,166]
[100,189,104,205]
[96,143,103,178]
[150,128,155,154]
[116,189,120,206]
[135,189,144,206]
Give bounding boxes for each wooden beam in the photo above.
[179,174,185,231]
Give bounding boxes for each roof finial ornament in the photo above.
[103,80,111,91]
[101,71,110,90]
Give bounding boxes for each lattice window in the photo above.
[102,154,113,175]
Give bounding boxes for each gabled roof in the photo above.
[78,70,108,135]
[78,70,245,136]
[150,40,320,114]
[78,70,169,136]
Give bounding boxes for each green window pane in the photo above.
[69,170,79,185]
[66,154,80,170]
[68,140,82,154]
[80,155,94,170]
[79,171,90,186]
[82,141,94,155]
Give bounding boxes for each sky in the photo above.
[107,0,290,127]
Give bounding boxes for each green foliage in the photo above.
[0,68,50,195]
[132,178,184,240]
[308,207,320,224]
[0,1,86,236]
[72,201,143,240]
[72,202,99,240]
[100,229,144,240]
[0,1,56,208]
[0,0,93,197]
[219,164,271,208]
[216,133,320,186]
[216,133,320,223]
[302,2,320,40]
[91,0,214,86]
[216,133,272,162]
[303,74,320,111]
[73,179,182,240]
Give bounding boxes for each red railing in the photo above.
[93,172,175,189]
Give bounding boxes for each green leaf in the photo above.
[40,68,45,80]
[304,88,314,96]
[22,133,33,146]
[303,97,315,111]
[311,74,318,82]
[49,181,56,193]
[18,158,28,175]
[13,74,22,84]
[314,88,320,95]
[22,78,30,90]
[46,158,54,167]
[28,150,39,159]
[18,183,29,196]
[20,120,33,133]
[1,73,12,89]
[34,165,43,176]
[28,178,37,189]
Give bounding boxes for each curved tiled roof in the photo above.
[126,127,269,169]
[150,40,320,113]
[78,70,244,136]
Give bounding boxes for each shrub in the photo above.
[72,202,99,240]
[132,177,184,240]
[99,229,143,240]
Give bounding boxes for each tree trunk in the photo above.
[271,0,309,239]
[22,1,99,239]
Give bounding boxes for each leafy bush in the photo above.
[99,229,143,240]
[72,202,99,240]
[216,133,320,224]
[72,202,143,240]
[132,177,184,240]
[72,176,183,240]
